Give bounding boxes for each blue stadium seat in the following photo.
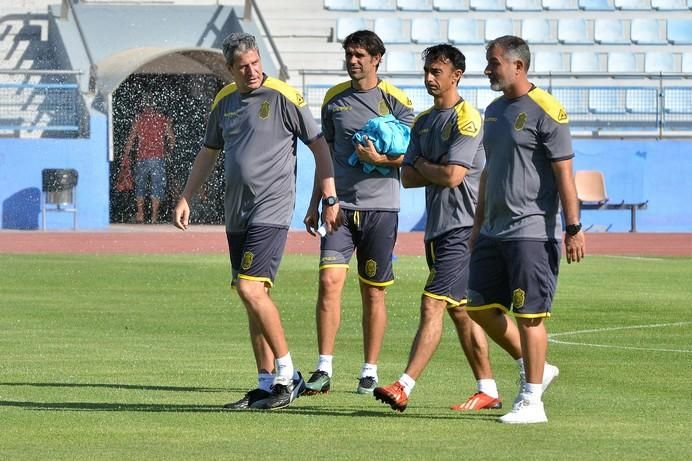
[374,17,408,44]
[682,53,692,73]
[485,18,514,42]
[645,52,676,72]
[631,19,666,44]
[543,0,579,8]
[470,0,506,10]
[571,52,601,72]
[397,0,434,9]
[663,88,692,113]
[336,17,367,42]
[507,0,543,9]
[448,18,484,44]
[579,0,615,9]
[558,19,591,44]
[589,89,626,113]
[651,0,687,9]
[411,18,444,44]
[433,0,470,10]
[667,19,692,44]
[614,0,652,8]
[384,51,418,72]
[551,88,589,114]
[533,51,567,72]
[594,19,628,44]
[608,52,638,72]
[522,19,556,44]
[462,50,488,73]
[625,88,658,113]
[361,0,397,10]
[324,0,359,10]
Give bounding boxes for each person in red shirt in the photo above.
[121,96,176,223]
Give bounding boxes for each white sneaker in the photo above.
[514,362,560,410]
[500,397,548,424]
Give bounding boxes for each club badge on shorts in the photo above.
[365,259,377,278]
[242,251,254,270]
[512,288,526,309]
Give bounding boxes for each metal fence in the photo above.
[0,70,83,137]
[302,71,692,137]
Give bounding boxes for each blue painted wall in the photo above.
[0,112,109,230]
[293,139,692,233]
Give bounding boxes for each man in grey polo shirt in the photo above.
[374,44,512,413]
[466,35,586,424]
[173,32,340,411]
[302,30,415,395]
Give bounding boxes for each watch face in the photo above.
[324,196,337,206]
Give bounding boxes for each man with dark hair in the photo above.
[303,30,415,395]
[173,32,341,411]
[374,44,511,412]
[466,35,585,424]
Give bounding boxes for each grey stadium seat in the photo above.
[506,0,543,10]
[533,51,568,72]
[485,18,514,42]
[667,19,692,44]
[614,0,652,9]
[397,0,434,10]
[411,18,444,44]
[589,89,626,113]
[522,18,556,44]
[626,88,658,113]
[558,18,591,44]
[579,0,615,9]
[324,0,359,11]
[571,52,601,72]
[374,17,409,44]
[470,0,506,10]
[433,0,470,10]
[361,0,397,10]
[644,52,676,72]
[384,51,418,72]
[336,17,367,42]
[594,19,629,44]
[608,52,638,72]
[651,0,687,9]
[543,0,579,9]
[448,18,484,44]
[631,19,666,45]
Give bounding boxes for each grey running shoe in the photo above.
[356,376,378,394]
[223,388,271,410]
[304,370,331,395]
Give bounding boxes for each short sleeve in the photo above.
[203,103,223,150]
[447,125,482,169]
[321,101,334,144]
[540,115,573,161]
[282,95,322,145]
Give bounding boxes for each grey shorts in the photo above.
[226,226,288,288]
[424,227,472,308]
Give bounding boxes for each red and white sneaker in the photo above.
[373,381,408,412]
[450,392,502,411]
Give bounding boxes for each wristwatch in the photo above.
[322,196,338,207]
[566,223,582,236]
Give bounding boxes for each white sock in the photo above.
[399,373,416,397]
[274,353,294,386]
[524,383,543,403]
[316,354,333,377]
[360,363,378,380]
[477,379,499,399]
[258,372,274,392]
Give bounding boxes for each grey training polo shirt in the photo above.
[481,86,574,241]
[403,99,485,241]
[321,80,415,211]
[204,75,322,233]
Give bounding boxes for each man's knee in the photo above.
[235,278,268,305]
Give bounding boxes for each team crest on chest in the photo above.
[241,251,254,270]
[441,121,452,141]
[258,100,271,120]
[377,99,390,116]
[365,259,377,278]
[512,288,526,309]
[514,112,527,131]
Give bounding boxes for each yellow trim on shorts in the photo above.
[515,312,552,319]
[319,264,350,270]
[423,291,465,308]
[465,303,509,313]
[237,274,274,288]
[359,275,394,287]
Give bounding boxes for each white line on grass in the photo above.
[548,322,692,353]
[598,255,665,262]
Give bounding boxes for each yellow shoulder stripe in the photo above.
[454,100,482,138]
[378,80,414,109]
[527,87,569,124]
[322,80,352,107]
[211,83,238,110]
[263,77,307,107]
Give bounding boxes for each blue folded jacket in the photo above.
[349,114,411,176]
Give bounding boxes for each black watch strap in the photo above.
[322,196,338,207]
[566,223,582,236]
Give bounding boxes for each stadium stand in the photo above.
[336,17,368,42]
[374,17,408,44]
[485,18,515,41]
[571,51,602,72]
[631,19,667,45]
[645,52,676,72]
[470,0,507,10]
[522,18,557,44]
[448,18,485,44]
[411,18,444,44]
[579,0,616,10]
[397,0,435,10]
[608,52,639,72]
[558,19,591,44]
[361,0,397,10]
[667,19,692,44]
[651,0,688,9]
[533,51,568,72]
[433,0,470,9]
[594,19,629,44]
[543,0,579,10]
[614,0,652,9]
[324,0,360,10]
[682,53,692,72]
[507,0,544,10]
[385,50,418,72]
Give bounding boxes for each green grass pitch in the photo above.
[1,252,691,460]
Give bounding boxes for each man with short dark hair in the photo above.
[303,30,415,395]
[374,44,510,413]
[466,35,586,424]
[173,32,341,411]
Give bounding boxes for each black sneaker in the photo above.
[223,388,271,410]
[357,376,378,394]
[257,382,296,410]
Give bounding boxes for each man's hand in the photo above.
[565,231,586,264]
[321,203,342,235]
[355,137,383,164]
[173,197,190,231]
[303,204,320,236]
